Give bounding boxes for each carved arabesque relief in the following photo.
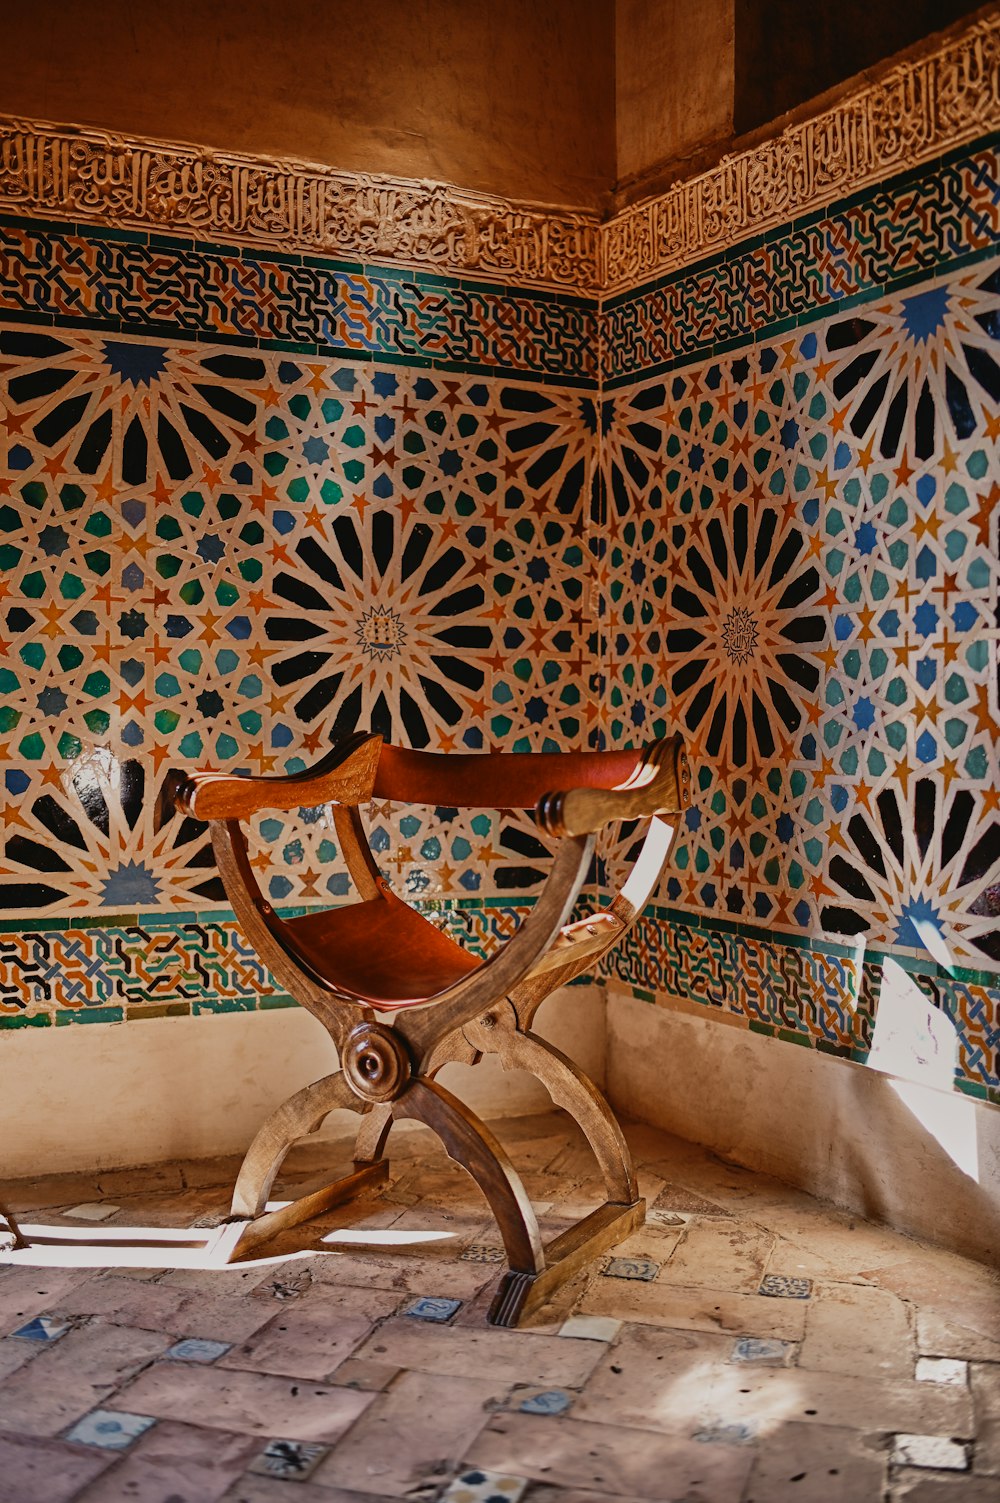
[0,119,601,294]
[602,14,1000,292]
[0,12,997,296]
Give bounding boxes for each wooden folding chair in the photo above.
[169,731,691,1326]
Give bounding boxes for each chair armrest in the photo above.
[169,732,382,821]
[535,735,691,838]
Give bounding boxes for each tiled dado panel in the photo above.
[0,901,541,1027]
[0,300,601,1022]
[598,148,1000,1100]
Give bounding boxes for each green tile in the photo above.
[955,1077,988,1101]
[55,1006,123,1026]
[259,993,300,1011]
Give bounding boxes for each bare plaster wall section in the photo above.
[615,0,734,187]
[3,0,616,208]
[0,987,607,1178]
[607,991,1000,1270]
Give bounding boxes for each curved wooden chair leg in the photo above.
[393,1078,544,1281]
[227,1071,389,1261]
[465,1005,638,1205]
[461,1005,645,1326]
[353,1103,393,1165]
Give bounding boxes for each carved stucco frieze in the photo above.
[0,118,602,293]
[602,14,1000,292]
[0,13,997,297]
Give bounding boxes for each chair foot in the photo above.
[224,1159,391,1262]
[488,1198,645,1328]
[0,1203,27,1251]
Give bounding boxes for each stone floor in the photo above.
[1,1109,999,1503]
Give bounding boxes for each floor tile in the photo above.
[309,1370,505,1496]
[571,1324,734,1434]
[969,1361,1000,1475]
[56,1275,284,1344]
[76,1421,262,1500]
[12,1314,72,1343]
[557,1314,621,1341]
[404,1295,462,1321]
[165,1337,233,1363]
[741,1420,887,1500]
[468,1413,754,1500]
[891,1433,970,1469]
[65,1409,157,1450]
[75,1455,242,1501]
[247,1438,330,1480]
[0,1267,97,1339]
[916,1310,1000,1364]
[889,1477,1000,1501]
[800,1282,913,1379]
[705,1366,974,1436]
[659,1219,775,1293]
[0,1334,42,1382]
[579,1275,808,1340]
[111,1363,375,1441]
[218,1306,375,1381]
[506,1386,575,1415]
[0,1322,172,1438]
[759,1274,812,1298]
[441,1467,528,1502]
[603,1256,659,1281]
[915,1356,968,1386]
[731,1336,795,1365]
[328,1356,401,1391]
[354,1316,604,1387]
[0,1431,114,1502]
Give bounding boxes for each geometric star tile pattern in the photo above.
[601,260,1000,976]
[0,330,596,919]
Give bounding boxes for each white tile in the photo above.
[891,1433,970,1470]
[64,1409,156,1451]
[164,1338,232,1363]
[915,1356,968,1386]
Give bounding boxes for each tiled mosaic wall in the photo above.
[0,229,600,1025]
[0,41,998,1109]
[599,138,1000,1103]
